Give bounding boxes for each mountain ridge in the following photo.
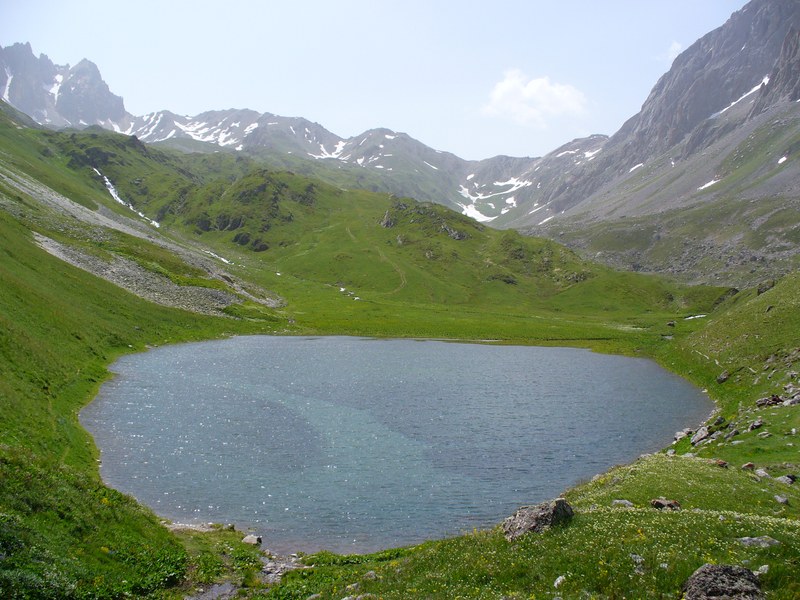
[2,0,799,286]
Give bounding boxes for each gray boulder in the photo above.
[242,534,261,545]
[502,498,574,541]
[682,563,763,599]
[691,426,710,445]
[737,536,780,548]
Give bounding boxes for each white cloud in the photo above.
[666,41,683,63]
[482,69,587,128]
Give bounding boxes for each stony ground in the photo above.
[0,162,283,315]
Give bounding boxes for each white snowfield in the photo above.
[92,168,160,228]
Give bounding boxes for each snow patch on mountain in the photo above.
[49,74,63,103]
[501,196,517,214]
[528,204,545,215]
[713,75,770,117]
[2,68,12,103]
[310,140,348,160]
[698,178,720,190]
[457,201,496,222]
[92,168,159,228]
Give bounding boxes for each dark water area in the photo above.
[81,336,712,554]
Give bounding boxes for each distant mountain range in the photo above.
[2,0,799,284]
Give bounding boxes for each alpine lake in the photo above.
[81,336,713,554]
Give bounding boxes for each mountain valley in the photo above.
[2,0,799,289]
[1,0,800,598]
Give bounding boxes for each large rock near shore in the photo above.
[682,563,763,599]
[502,498,574,541]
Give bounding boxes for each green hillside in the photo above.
[1,111,799,598]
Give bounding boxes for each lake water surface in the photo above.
[81,336,712,553]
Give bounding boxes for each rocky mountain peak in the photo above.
[609,0,800,162]
[1,43,127,128]
[56,58,126,125]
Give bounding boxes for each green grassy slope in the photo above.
[17,120,730,344]
[0,207,278,597]
[1,113,798,598]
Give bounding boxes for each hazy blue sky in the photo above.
[2,0,748,159]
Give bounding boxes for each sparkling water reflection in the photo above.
[81,336,712,553]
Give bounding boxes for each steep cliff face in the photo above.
[750,26,800,114]
[0,43,127,127]
[55,59,127,126]
[0,43,62,125]
[498,0,800,229]
[611,0,798,160]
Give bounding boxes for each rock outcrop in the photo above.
[501,498,574,541]
[682,563,763,599]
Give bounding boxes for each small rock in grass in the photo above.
[755,469,770,479]
[691,426,710,445]
[756,395,782,407]
[775,495,789,505]
[724,429,740,440]
[651,498,681,510]
[631,553,645,573]
[682,563,763,600]
[612,499,634,508]
[757,431,772,439]
[749,418,764,431]
[242,534,261,545]
[755,565,769,577]
[553,575,566,588]
[738,536,781,548]
[714,459,729,468]
[775,474,796,485]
